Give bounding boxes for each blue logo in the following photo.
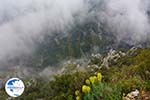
[5,78,25,97]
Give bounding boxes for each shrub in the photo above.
[119,77,143,93]
[83,82,122,100]
[144,80,150,91]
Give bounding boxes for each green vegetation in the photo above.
[29,22,117,68]
[83,82,122,100]
[0,48,150,100]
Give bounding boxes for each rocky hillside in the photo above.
[0,48,150,100]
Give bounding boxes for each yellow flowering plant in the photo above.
[75,90,80,96]
[85,79,90,85]
[89,76,97,84]
[82,85,91,93]
[76,96,81,100]
[97,72,102,81]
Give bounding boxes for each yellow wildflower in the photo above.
[85,79,90,85]
[75,90,80,96]
[97,72,102,81]
[86,86,91,93]
[93,76,97,81]
[82,85,87,93]
[89,76,97,84]
[76,96,81,100]
[89,77,94,84]
[82,85,91,93]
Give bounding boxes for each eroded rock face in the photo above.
[101,49,126,69]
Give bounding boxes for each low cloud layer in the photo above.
[0,0,88,61]
[105,0,150,44]
[0,0,150,66]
